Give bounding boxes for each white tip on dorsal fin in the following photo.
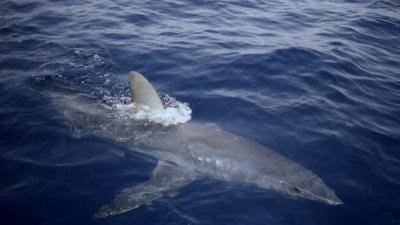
[128,71,164,111]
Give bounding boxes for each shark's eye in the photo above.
[292,186,301,193]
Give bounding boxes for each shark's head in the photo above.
[129,71,164,112]
[257,172,342,206]
[286,180,343,206]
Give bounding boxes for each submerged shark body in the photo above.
[47,71,342,217]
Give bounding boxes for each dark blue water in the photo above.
[1,0,400,224]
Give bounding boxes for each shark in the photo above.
[46,71,342,218]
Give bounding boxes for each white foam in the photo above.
[109,95,192,126]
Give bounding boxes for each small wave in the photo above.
[109,94,192,126]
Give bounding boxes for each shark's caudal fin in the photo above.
[94,161,195,218]
[129,71,164,111]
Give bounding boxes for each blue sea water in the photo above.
[1,0,400,224]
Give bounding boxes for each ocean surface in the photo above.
[1,0,400,224]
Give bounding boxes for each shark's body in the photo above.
[47,71,342,217]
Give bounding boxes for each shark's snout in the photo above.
[288,183,343,206]
[325,194,343,206]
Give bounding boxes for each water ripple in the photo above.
[1,0,400,224]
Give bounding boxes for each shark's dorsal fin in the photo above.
[128,71,164,111]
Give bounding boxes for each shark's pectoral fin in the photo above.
[94,161,195,218]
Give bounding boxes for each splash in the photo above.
[109,95,192,126]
